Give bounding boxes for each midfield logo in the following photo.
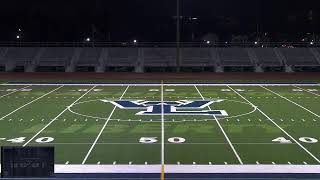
[100,100,228,116]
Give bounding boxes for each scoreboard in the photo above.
[1,146,54,178]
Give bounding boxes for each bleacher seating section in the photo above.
[280,48,319,66]
[3,47,39,66]
[181,48,213,67]
[106,48,138,67]
[38,47,75,66]
[77,48,102,66]
[253,48,282,66]
[0,48,7,65]
[143,48,176,67]
[218,48,253,66]
[0,47,319,71]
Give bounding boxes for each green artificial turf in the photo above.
[0,83,319,165]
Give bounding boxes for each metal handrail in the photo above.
[0,41,318,47]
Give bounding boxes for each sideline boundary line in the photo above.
[81,85,130,164]
[0,164,319,173]
[29,142,298,145]
[293,85,320,97]
[228,85,320,163]
[261,86,320,118]
[0,86,63,120]
[194,85,243,164]
[23,86,97,147]
[1,83,319,87]
[0,85,31,99]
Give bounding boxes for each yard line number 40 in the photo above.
[272,137,318,144]
[1,137,54,144]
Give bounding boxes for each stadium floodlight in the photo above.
[86,38,91,42]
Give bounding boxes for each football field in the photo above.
[0,82,319,173]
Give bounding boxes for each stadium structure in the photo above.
[0,42,320,73]
[1,1,320,180]
[0,42,319,180]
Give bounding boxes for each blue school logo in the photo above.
[100,100,228,116]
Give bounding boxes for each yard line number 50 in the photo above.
[139,137,186,144]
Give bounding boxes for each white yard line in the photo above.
[293,85,320,97]
[23,86,97,147]
[228,85,320,163]
[161,81,165,166]
[194,85,243,165]
[261,86,320,118]
[0,86,63,120]
[81,86,130,164]
[0,85,31,99]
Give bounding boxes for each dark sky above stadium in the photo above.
[1,0,320,42]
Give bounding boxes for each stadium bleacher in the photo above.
[0,46,319,72]
[143,48,176,67]
[38,47,75,66]
[279,48,319,66]
[252,48,283,66]
[106,48,138,67]
[218,48,253,66]
[181,48,213,67]
[0,47,7,66]
[77,47,102,66]
[3,47,38,66]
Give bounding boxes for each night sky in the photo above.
[1,0,319,42]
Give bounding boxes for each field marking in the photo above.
[261,86,320,118]
[194,85,243,165]
[82,85,130,164]
[23,86,97,147]
[228,85,320,164]
[293,86,320,97]
[6,164,315,173]
[68,98,256,121]
[0,86,64,120]
[161,81,165,180]
[30,142,297,145]
[0,85,31,99]
[2,83,320,87]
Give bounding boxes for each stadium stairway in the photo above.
[273,48,294,72]
[310,48,320,65]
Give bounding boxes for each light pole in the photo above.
[176,0,181,71]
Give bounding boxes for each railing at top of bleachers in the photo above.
[0,41,319,48]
